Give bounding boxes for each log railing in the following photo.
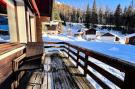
[44,42,135,89]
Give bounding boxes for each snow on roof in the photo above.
[96,28,127,37]
[42,21,59,26]
[125,33,135,38]
[101,33,114,36]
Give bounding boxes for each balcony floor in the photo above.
[21,50,94,89]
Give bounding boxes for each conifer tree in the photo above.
[84,4,91,28]
[98,8,103,24]
[114,4,122,27]
[91,0,98,24]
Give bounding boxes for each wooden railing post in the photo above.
[68,44,70,58]
[122,70,135,89]
[76,50,79,68]
[84,54,88,77]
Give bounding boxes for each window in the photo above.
[0,4,10,42]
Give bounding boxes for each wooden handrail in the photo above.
[44,41,135,89]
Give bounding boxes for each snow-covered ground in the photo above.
[43,23,135,89]
[0,35,10,42]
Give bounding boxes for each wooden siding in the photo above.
[0,43,25,87]
[36,16,50,42]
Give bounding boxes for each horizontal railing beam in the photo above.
[44,41,135,89]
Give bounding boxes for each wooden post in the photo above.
[7,5,19,42]
[26,11,31,42]
[76,50,79,67]
[84,54,88,77]
[68,45,70,58]
[36,16,50,42]
[30,16,37,42]
[15,1,28,43]
[122,70,135,89]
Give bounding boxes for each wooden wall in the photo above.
[0,44,25,88]
[36,16,50,42]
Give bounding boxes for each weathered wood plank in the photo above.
[42,51,93,89]
[60,52,95,89]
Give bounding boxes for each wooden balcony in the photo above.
[0,42,135,89]
[44,42,135,89]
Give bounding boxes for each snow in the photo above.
[44,34,135,64]
[0,35,10,42]
[55,1,62,5]
[65,22,84,35]
[67,41,135,63]
[43,23,135,64]
[43,22,135,89]
[43,34,85,42]
[125,33,135,38]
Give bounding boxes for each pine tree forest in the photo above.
[55,0,135,34]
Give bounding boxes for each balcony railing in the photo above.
[44,41,135,89]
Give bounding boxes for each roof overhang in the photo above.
[35,0,53,17]
[0,0,53,17]
[23,0,40,17]
[24,0,53,17]
[0,0,15,8]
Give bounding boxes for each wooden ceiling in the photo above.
[35,0,53,17]
[0,0,54,17]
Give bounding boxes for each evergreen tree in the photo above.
[114,4,122,27]
[84,4,91,29]
[98,8,103,24]
[108,12,114,25]
[104,7,109,25]
[71,10,76,22]
[126,5,135,32]
[91,0,98,24]
[76,10,80,23]
[122,7,128,26]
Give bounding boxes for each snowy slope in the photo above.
[64,22,84,35]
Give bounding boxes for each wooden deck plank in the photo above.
[60,53,94,89]
[24,51,94,89]
[41,51,94,89]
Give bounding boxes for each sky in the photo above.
[57,0,133,11]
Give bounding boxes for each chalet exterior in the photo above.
[42,2,63,35]
[114,34,123,43]
[114,33,135,45]
[42,20,63,35]
[85,28,96,35]
[102,33,114,36]
[124,33,135,45]
[84,28,97,40]
[115,36,121,42]
[74,28,86,37]
[96,31,107,37]
[0,0,135,89]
